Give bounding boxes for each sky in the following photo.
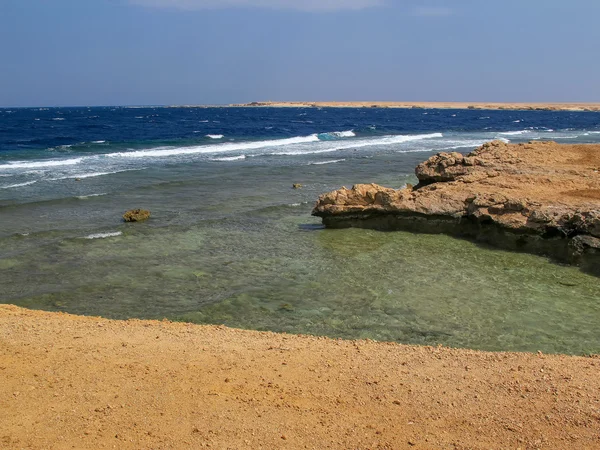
[1,0,599,106]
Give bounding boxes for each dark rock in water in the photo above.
[278,303,295,312]
[313,140,600,273]
[293,183,303,189]
[123,209,151,222]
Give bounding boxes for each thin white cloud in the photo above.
[129,0,384,12]
[412,6,452,17]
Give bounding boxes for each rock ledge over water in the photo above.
[313,141,600,272]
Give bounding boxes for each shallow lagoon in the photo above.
[4,201,600,355]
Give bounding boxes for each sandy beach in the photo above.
[1,304,599,449]
[231,101,600,112]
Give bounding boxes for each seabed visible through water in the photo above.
[2,106,600,355]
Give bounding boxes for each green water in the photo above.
[4,106,600,356]
[3,203,600,355]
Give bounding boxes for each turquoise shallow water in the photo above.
[2,107,600,355]
[3,201,600,355]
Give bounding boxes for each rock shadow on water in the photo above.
[298,223,325,232]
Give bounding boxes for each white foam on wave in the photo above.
[317,130,355,139]
[589,131,600,134]
[0,180,37,189]
[271,148,339,156]
[50,168,144,180]
[211,155,246,161]
[206,134,224,139]
[331,132,442,151]
[498,130,529,136]
[271,133,443,156]
[76,193,107,199]
[309,159,346,165]
[331,130,355,138]
[92,140,106,144]
[0,158,83,170]
[52,117,65,121]
[106,135,321,159]
[83,231,122,240]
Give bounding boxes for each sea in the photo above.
[2,106,600,355]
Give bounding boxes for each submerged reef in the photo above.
[313,141,600,274]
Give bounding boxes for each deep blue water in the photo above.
[2,106,600,156]
[1,106,600,355]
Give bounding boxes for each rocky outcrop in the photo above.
[123,209,151,222]
[313,141,600,273]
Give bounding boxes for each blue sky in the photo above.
[1,0,599,106]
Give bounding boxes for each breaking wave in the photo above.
[211,155,246,161]
[0,158,83,170]
[50,168,144,180]
[318,130,355,140]
[497,130,529,136]
[269,133,442,156]
[76,193,107,199]
[83,231,122,239]
[309,159,346,165]
[0,180,37,189]
[106,135,321,158]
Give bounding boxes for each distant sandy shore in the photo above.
[1,304,599,449]
[230,101,600,112]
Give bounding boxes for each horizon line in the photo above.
[2,101,600,109]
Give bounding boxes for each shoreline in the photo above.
[228,101,600,112]
[1,304,599,449]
